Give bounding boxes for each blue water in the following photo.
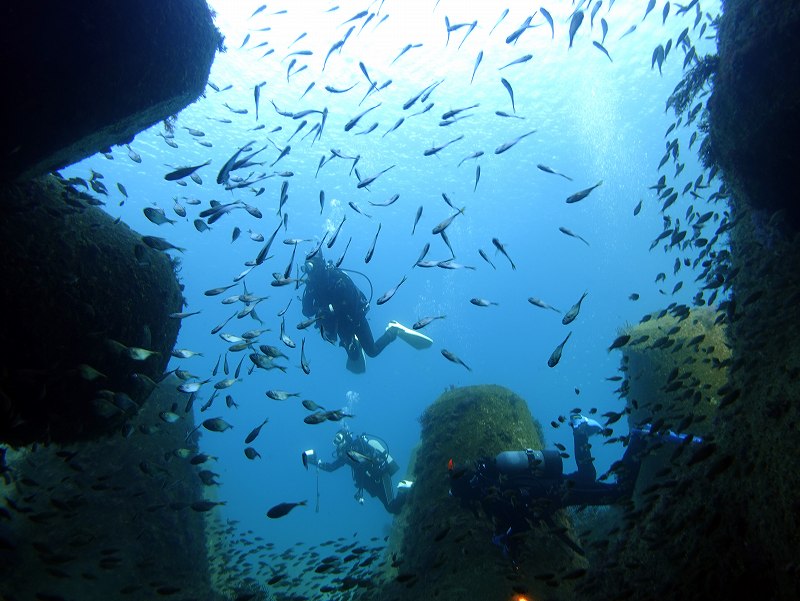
[61,0,721,582]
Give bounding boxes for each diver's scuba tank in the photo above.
[495,449,563,479]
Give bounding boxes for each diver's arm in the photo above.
[318,455,347,472]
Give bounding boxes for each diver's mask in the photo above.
[302,260,314,274]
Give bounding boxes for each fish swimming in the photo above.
[499,54,533,72]
[470,51,483,84]
[413,315,446,330]
[569,11,584,48]
[537,164,573,181]
[562,291,588,325]
[494,130,536,154]
[164,160,211,181]
[541,8,554,39]
[492,237,516,269]
[412,206,423,234]
[528,297,561,313]
[365,223,382,263]
[356,164,395,189]
[559,226,590,246]
[244,417,269,444]
[442,349,471,371]
[565,180,603,203]
[424,135,464,156]
[266,500,307,519]
[500,78,515,112]
[376,275,407,305]
[432,207,465,235]
[547,332,572,367]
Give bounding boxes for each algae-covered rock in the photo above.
[0,376,223,601]
[365,384,586,601]
[620,306,730,437]
[0,176,184,446]
[708,0,800,229]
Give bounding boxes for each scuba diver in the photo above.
[303,427,413,514]
[300,251,432,373]
[448,415,704,562]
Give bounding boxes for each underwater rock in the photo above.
[0,176,183,446]
[619,306,730,438]
[367,384,586,601]
[708,0,800,229]
[0,0,222,181]
[0,376,222,600]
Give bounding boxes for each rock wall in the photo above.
[0,176,184,446]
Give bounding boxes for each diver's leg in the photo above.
[572,428,597,485]
[353,318,396,357]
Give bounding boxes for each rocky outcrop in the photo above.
[0,176,184,446]
[0,0,222,182]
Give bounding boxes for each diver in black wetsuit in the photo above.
[448,415,690,561]
[300,252,431,373]
[303,428,413,514]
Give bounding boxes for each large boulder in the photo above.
[0,0,222,181]
[365,385,587,601]
[0,176,184,446]
[708,0,800,229]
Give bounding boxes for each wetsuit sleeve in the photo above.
[318,455,346,472]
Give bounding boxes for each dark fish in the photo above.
[413,315,446,330]
[244,417,269,444]
[142,235,185,253]
[500,78,515,112]
[562,291,588,325]
[266,500,307,519]
[356,164,395,189]
[559,226,590,246]
[601,18,608,44]
[568,11,584,48]
[537,164,572,181]
[506,14,533,44]
[383,117,405,137]
[490,9,508,35]
[424,135,464,156]
[619,25,637,40]
[365,223,382,263]
[336,237,352,268]
[377,275,407,305]
[391,43,422,65]
[541,8,554,38]
[607,335,631,352]
[319,190,325,213]
[593,41,612,62]
[590,1,602,28]
[474,165,481,192]
[565,180,603,203]
[300,338,311,375]
[244,447,261,460]
[528,297,561,313]
[494,130,536,154]
[442,349,471,371]
[412,206,423,234]
[344,103,381,132]
[347,200,372,219]
[432,207,465,234]
[547,332,572,367]
[470,50,483,84]
[458,151,484,166]
[634,199,643,215]
[323,40,344,71]
[478,248,496,269]
[368,193,400,207]
[164,160,211,181]
[643,0,657,21]
[499,54,532,70]
[327,215,346,248]
[470,298,498,307]
[492,237,516,270]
